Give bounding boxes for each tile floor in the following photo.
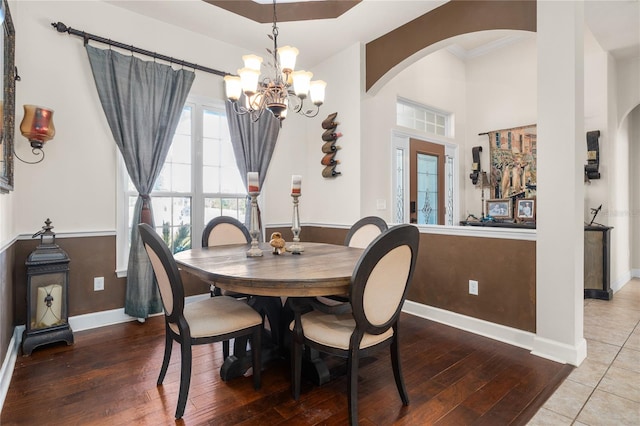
[528,278,640,425]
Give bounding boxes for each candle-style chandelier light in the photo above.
[224,0,326,122]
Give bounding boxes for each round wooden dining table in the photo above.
[174,242,364,297]
[174,241,364,383]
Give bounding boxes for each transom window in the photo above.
[396,98,450,137]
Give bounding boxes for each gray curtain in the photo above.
[86,45,195,319]
[225,101,280,230]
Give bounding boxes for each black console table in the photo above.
[584,225,613,300]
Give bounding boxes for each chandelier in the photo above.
[224,0,326,122]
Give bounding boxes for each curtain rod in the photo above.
[51,21,231,78]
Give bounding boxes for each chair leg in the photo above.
[291,320,304,401]
[391,333,409,406]
[157,328,173,386]
[175,342,192,419]
[347,346,360,426]
[251,326,262,390]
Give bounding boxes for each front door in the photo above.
[410,138,445,225]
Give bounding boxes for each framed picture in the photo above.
[516,198,535,221]
[486,199,512,219]
[0,0,16,194]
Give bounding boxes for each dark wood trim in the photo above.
[366,0,537,91]
[206,0,361,23]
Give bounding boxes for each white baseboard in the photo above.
[403,300,583,366]
[0,293,210,414]
[403,300,537,352]
[0,325,24,415]
[612,271,633,293]
[531,335,587,366]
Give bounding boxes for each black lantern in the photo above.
[22,219,73,355]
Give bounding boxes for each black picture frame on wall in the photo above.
[0,0,15,194]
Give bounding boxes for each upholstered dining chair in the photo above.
[320,216,389,305]
[202,216,253,358]
[202,215,251,249]
[291,224,419,425]
[138,223,262,419]
[202,216,251,298]
[344,215,388,248]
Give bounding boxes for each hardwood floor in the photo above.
[2,313,572,425]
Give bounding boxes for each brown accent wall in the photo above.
[266,225,348,247]
[12,236,208,325]
[412,233,536,332]
[8,229,534,335]
[365,0,536,91]
[270,225,536,333]
[1,244,15,364]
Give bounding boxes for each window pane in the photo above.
[417,153,438,225]
[203,165,221,193]
[170,134,191,164]
[396,99,452,137]
[204,197,246,223]
[170,163,191,193]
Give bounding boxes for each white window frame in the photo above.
[396,97,453,138]
[116,96,242,277]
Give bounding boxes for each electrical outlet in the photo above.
[94,276,105,291]
[469,279,478,295]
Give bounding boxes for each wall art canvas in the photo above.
[486,124,536,200]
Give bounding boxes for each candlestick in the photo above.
[247,172,259,193]
[247,191,263,257]
[291,175,302,196]
[289,193,304,254]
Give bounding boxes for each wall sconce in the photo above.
[16,105,56,164]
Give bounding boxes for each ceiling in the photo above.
[105,0,639,70]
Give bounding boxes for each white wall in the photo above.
[631,106,640,273]
[11,1,313,236]
[465,35,537,218]
[583,29,609,221]
[361,48,466,222]
[282,42,363,227]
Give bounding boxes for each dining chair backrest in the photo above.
[344,216,388,249]
[138,223,184,321]
[349,224,419,333]
[202,216,251,247]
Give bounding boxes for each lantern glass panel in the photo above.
[29,272,68,330]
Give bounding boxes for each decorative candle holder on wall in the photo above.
[321,112,342,178]
[246,172,263,257]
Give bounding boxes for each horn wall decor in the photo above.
[320,112,341,178]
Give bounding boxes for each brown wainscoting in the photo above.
[0,243,15,364]
[266,225,348,247]
[275,224,536,333]
[9,231,534,334]
[412,233,536,333]
[14,236,127,324]
[13,236,209,325]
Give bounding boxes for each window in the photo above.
[116,98,246,276]
[396,98,450,137]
